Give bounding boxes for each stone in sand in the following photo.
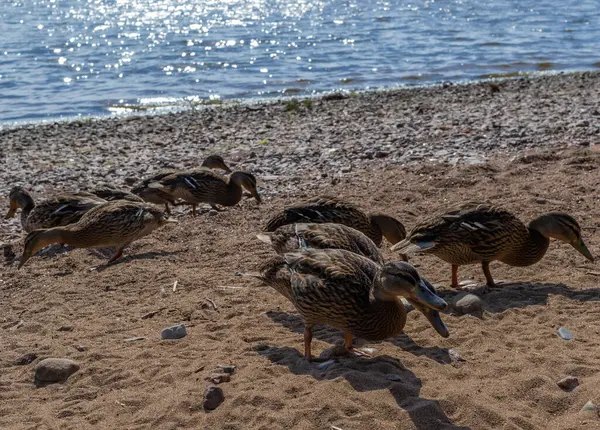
[557,376,579,391]
[161,324,187,340]
[453,293,483,315]
[558,327,573,340]
[13,352,37,365]
[207,373,230,384]
[34,358,80,385]
[216,364,236,374]
[203,386,225,410]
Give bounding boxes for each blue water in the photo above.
[1,0,599,124]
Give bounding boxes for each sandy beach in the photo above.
[1,72,600,430]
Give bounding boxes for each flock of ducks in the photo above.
[5,156,595,361]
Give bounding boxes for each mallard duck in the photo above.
[254,223,449,338]
[89,186,144,203]
[5,186,105,232]
[18,200,177,269]
[264,196,406,247]
[257,222,384,264]
[391,203,594,290]
[250,248,447,360]
[131,155,232,213]
[147,170,260,216]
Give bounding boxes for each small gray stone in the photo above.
[13,352,37,365]
[206,373,230,384]
[581,400,597,412]
[35,358,80,385]
[203,386,225,410]
[316,359,336,370]
[558,327,573,340]
[208,210,219,216]
[557,376,579,391]
[385,374,403,382]
[216,364,236,374]
[161,324,187,340]
[453,293,483,315]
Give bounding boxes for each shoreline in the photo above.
[1,70,599,236]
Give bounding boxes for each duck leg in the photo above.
[343,332,371,358]
[164,203,171,214]
[107,246,126,264]
[481,261,496,291]
[451,265,459,289]
[303,326,314,361]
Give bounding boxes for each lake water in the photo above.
[1,0,599,124]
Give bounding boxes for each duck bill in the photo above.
[413,279,447,311]
[18,251,32,270]
[572,238,594,262]
[406,299,449,338]
[252,191,262,204]
[5,201,17,219]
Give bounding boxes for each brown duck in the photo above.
[5,186,105,232]
[249,248,447,360]
[254,222,449,338]
[264,196,406,247]
[19,200,177,268]
[147,170,260,216]
[391,203,594,290]
[132,154,232,213]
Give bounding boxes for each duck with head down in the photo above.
[392,202,594,292]
[253,222,450,340]
[147,169,261,216]
[18,200,177,269]
[131,154,232,214]
[246,248,447,360]
[264,195,406,248]
[5,186,105,232]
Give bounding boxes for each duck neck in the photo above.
[502,223,550,266]
[42,226,89,248]
[367,219,383,247]
[219,176,243,206]
[19,195,35,228]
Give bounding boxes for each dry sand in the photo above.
[1,72,600,430]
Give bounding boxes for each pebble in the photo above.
[74,344,86,352]
[558,327,573,340]
[208,210,219,216]
[448,349,466,362]
[316,359,336,370]
[557,376,579,391]
[207,373,230,384]
[203,386,225,410]
[34,358,80,385]
[453,293,483,315]
[216,364,236,374]
[13,352,37,366]
[581,400,597,412]
[161,324,187,340]
[385,374,403,382]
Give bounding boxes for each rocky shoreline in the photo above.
[1,71,599,237]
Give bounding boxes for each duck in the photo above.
[257,222,384,264]
[248,248,447,360]
[5,186,105,232]
[147,170,261,216]
[254,222,449,338]
[131,154,232,213]
[88,186,144,203]
[391,202,594,291]
[264,196,406,247]
[18,200,177,269]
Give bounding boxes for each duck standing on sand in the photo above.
[18,200,177,269]
[264,196,406,247]
[254,222,449,338]
[391,202,594,291]
[131,154,232,214]
[250,248,447,360]
[147,170,261,216]
[5,186,105,232]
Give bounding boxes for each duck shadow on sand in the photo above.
[91,249,184,271]
[266,311,454,365]
[435,281,600,314]
[257,343,470,430]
